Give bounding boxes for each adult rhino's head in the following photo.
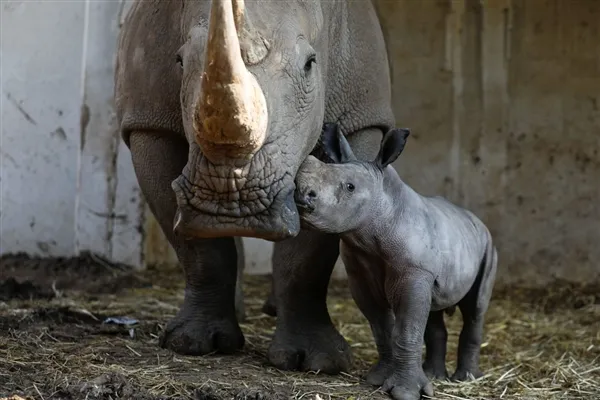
[172,0,326,241]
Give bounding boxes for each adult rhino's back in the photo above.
[115,0,190,146]
[114,0,393,146]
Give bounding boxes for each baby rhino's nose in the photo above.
[294,188,317,211]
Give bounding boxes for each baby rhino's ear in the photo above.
[374,128,410,169]
[321,123,357,164]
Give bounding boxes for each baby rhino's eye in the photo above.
[345,183,355,192]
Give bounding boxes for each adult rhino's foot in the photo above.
[450,367,483,382]
[268,323,352,374]
[382,370,434,400]
[365,360,394,386]
[159,298,244,355]
[423,360,449,380]
[261,290,277,317]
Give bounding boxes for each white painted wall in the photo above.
[2,1,85,257]
[0,0,346,278]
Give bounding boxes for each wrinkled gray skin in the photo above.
[114,0,394,372]
[295,124,498,400]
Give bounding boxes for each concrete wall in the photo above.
[373,0,600,284]
[2,0,598,284]
[1,0,144,266]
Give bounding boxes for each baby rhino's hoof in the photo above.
[382,372,434,400]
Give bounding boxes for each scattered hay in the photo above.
[0,255,598,399]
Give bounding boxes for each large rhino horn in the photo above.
[195,0,269,162]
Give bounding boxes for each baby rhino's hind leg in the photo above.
[422,311,448,379]
[452,245,498,381]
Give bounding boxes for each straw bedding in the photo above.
[1,253,598,400]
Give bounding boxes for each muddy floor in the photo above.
[1,253,599,400]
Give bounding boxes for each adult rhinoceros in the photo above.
[114,0,395,374]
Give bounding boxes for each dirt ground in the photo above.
[1,253,599,400]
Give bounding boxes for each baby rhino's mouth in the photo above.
[293,186,316,214]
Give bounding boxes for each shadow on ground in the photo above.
[0,253,599,400]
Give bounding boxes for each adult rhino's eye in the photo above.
[175,54,183,68]
[346,183,355,192]
[304,54,316,73]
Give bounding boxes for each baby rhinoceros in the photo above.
[295,123,498,400]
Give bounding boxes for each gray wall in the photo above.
[1,1,146,266]
[374,0,600,284]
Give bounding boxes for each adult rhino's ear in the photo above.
[321,123,357,164]
[374,128,410,169]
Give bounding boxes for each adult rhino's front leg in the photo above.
[267,128,384,374]
[130,132,244,355]
[268,230,352,374]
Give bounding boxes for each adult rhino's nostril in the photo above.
[308,190,317,199]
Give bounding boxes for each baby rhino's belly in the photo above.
[423,203,487,311]
[430,245,484,311]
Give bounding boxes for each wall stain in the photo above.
[80,103,90,151]
[51,127,67,141]
[6,92,37,125]
[0,150,18,167]
[36,242,50,253]
[87,208,128,223]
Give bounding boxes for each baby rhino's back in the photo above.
[418,196,490,309]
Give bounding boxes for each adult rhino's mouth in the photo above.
[172,143,300,241]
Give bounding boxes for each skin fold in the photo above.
[294,124,498,400]
[114,0,394,372]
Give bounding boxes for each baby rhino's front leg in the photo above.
[346,271,394,386]
[383,270,435,400]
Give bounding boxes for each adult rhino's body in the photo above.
[114,0,395,373]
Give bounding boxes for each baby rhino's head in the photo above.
[295,123,410,233]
